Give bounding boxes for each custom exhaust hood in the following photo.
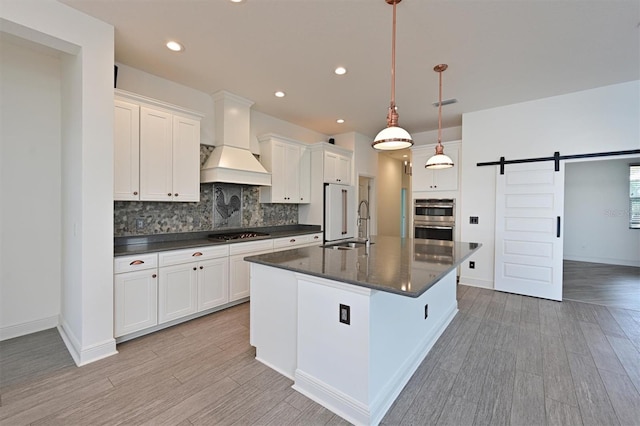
[200,91,271,186]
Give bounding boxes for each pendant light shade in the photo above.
[425,64,454,169]
[372,0,413,151]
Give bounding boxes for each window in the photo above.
[631,164,640,229]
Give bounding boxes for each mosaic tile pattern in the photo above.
[113,145,298,236]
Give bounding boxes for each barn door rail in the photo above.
[477,149,640,175]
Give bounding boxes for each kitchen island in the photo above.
[245,236,481,426]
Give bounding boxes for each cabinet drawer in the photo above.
[229,239,274,256]
[159,245,230,267]
[114,253,158,274]
[273,233,322,249]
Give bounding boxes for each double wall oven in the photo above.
[413,198,455,242]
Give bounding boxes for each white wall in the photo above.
[0,36,62,339]
[460,81,640,288]
[1,0,116,365]
[377,155,403,237]
[564,158,640,267]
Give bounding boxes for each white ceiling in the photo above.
[61,0,639,141]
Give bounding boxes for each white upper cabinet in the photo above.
[114,100,140,201]
[411,142,460,192]
[258,134,310,204]
[114,89,202,202]
[171,115,201,201]
[323,146,352,185]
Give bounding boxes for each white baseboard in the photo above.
[0,315,59,341]
[58,318,117,366]
[458,276,493,289]
[563,255,640,268]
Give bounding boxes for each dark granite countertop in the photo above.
[114,224,322,256]
[244,236,481,298]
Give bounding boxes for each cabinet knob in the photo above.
[152,274,157,278]
[133,191,138,195]
[174,193,179,197]
[199,266,203,270]
[168,193,172,197]
[314,236,319,240]
[290,239,296,243]
[193,267,197,271]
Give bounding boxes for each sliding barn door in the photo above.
[494,162,564,301]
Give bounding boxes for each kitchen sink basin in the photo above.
[322,240,373,250]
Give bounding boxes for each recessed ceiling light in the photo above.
[336,119,345,124]
[402,154,408,158]
[334,67,347,75]
[274,91,286,98]
[166,41,184,52]
[230,0,244,3]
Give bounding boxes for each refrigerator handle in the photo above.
[342,189,347,235]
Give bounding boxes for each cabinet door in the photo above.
[284,143,301,202]
[114,269,158,337]
[298,147,311,203]
[229,248,272,302]
[411,149,434,191]
[158,263,198,323]
[323,151,339,183]
[198,257,229,311]
[270,142,287,202]
[172,115,201,202]
[336,154,352,185]
[114,100,140,201]
[140,107,173,201]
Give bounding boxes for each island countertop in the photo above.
[245,236,481,298]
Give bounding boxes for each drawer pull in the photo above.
[130,260,144,265]
[192,252,203,257]
[290,239,296,243]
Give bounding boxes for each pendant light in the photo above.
[425,64,454,169]
[372,0,413,151]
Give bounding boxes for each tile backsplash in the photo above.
[113,145,298,237]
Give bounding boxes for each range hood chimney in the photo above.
[200,91,271,186]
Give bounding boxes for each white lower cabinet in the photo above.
[198,257,230,311]
[158,263,198,324]
[229,239,274,302]
[114,232,320,339]
[114,253,159,337]
[158,245,230,324]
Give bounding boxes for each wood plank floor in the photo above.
[563,260,640,310]
[2,287,640,425]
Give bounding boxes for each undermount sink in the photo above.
[322,240,373,250]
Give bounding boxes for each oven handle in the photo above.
[414,224,455,230]
[415,204,454,209]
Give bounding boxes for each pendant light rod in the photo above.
[425,63,454,169]
[434,63,448,146]
[387,0,400,127]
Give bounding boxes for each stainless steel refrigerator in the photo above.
[324,184,356,242]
